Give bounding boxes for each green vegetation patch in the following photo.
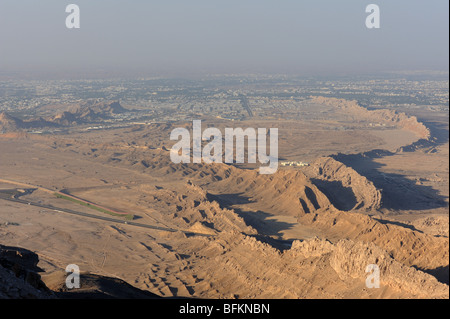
[54,193,134,220]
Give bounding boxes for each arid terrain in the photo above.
[0,96,448,299]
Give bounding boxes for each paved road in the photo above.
[0,194,214,238]
[0,178,55,194]
[239,94,253,118]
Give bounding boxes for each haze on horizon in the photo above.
[0,0,448,78]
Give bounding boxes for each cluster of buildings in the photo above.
[0,75,448,125]
[280,161,309,167]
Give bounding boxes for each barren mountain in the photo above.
[0,96,447,299]
[0,112,57,132]
[52,101,129,125]
[1,101,131,131]
[310,96,431,139]
[302,156,382,212]
[0,112,23,131]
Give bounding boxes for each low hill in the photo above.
[1,101,131,132]
[0,112,58,132]
[0,112,24,131]
[52,101,129,125]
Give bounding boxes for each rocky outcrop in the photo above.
[289,237,449,298]
[0,112,24,132]
[329,239,448,298]
[298,209,449,281]
[52,101,128,124]
[304,156,382,211]
[0,243,161,299]
[0,245,53,298]
[0,112,58,133]
[209,168,332,217]
[1,101,130,132]
[310,96,431,139]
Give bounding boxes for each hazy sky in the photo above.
[0,0,448,78]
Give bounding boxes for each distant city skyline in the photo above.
[0,0,448,78]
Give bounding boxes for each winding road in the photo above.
[0,179,214,237]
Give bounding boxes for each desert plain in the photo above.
[0,95,448,299]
